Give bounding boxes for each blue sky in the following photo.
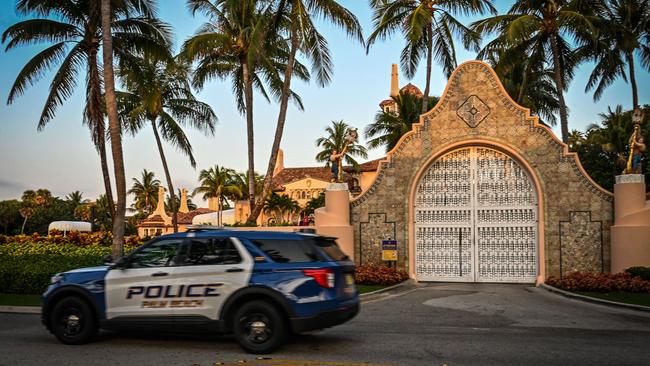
[1,0,648,203]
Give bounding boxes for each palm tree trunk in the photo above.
[101,0,126,258]
[20,216,28,235]
[421,25,433,114]
[151,119,178,233]
[241,58,256,219]
[248,26,299,225]
[517,63,530,104]
[550,33,570,143]
[88,50,115,218]
[626,51,639,108]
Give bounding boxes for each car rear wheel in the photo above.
[233,300,287,354]
[50,296,97,345]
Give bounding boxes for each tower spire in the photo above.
[390,64,399,97]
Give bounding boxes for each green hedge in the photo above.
[0,242,137,294]
[626,267,650,282]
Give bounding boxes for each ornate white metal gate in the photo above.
[414,147,537,283]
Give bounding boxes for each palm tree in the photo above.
[102,0,125,257]
[472,0,599,143]
[365,91,439,152]
[568,129,586,151]
[118,54,217,232]
[249,0,364,225]
[181,0,304,217]
[367,0,496,114]
[263,193,298,224]
[194,165,242,226]
[315,120,368,171]
[585,0,650,108]
[2,0,170,220]
[480,42,560,124]
[128,169,161,214]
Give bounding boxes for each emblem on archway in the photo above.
[457,95,490,128]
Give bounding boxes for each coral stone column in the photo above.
[611,174,650,273]
[314,183,354,260]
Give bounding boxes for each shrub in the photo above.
[625,267,650,282]
[547,271,650,293]
[355,265,409,286]
[0,242,139,294]
[0,231,143,247]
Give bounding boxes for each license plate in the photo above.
[345,274,354,286]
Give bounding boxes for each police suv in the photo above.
[42,227,359,353]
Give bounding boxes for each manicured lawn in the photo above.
[0,293,41,307]
[357,284,387,294]
[576,291,650,307]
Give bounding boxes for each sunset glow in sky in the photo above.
[1,1,648,203]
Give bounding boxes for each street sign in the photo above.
[381,240,398,261]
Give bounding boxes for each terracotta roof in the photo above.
[272,166,355,190]
[343,158,384,173]
[145,214,165,223]
[401,83,423,97]
[177,208,215,224]
[379,99,395,107]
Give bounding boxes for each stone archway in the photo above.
[413,146,538,283]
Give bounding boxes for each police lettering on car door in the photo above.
[126,283,223,308]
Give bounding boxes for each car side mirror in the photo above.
[102,254,113,264]
[110,256,132,269]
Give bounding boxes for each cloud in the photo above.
[0,178,24,190]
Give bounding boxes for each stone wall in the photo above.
[351,61,613,280]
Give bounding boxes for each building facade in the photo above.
[351,61,613,284]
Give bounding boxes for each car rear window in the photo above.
[310,237,349,261]
[252,239,322,263]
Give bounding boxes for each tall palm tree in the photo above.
[101,0,125,257]
[479,42,560,124]
[181,0,305,218]
[315,120,368,171]
[2,0,170,220]
[365,91,439,152]
[249,0,364,225]
[472,0,599,143]
[585,0,650,108]
[118,54,217,232]
[128,169,161,214]
[367,0,496,114]
[194,165,242,226]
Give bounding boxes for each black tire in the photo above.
[233,300,287,354]
[50,296,98,345]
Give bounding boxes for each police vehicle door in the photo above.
[104,238,185,319]
[172,236,252,320]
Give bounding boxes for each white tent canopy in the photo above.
[192,209,236,226]
[48,221,92,234]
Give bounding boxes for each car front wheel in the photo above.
[233,300,287,354]
[50,296,97,345]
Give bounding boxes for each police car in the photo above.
[41,227,359,353]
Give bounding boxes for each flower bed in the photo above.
[354,265,409,286]
[546,271,650,293]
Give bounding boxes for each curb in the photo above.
[540,284,650,313]
[0,306,40,314]
[359,279,418,302]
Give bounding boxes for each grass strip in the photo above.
[0,293,41,307]
[576,291,650,307]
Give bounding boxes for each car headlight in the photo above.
[50,273,65,284]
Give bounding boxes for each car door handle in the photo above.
[226,267,244,273]
[151,271,169,277]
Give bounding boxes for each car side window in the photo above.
[129,239,182,268]
[251,239,321,263]
[183,237,242,266]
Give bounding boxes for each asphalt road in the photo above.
[2,283,650,366]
